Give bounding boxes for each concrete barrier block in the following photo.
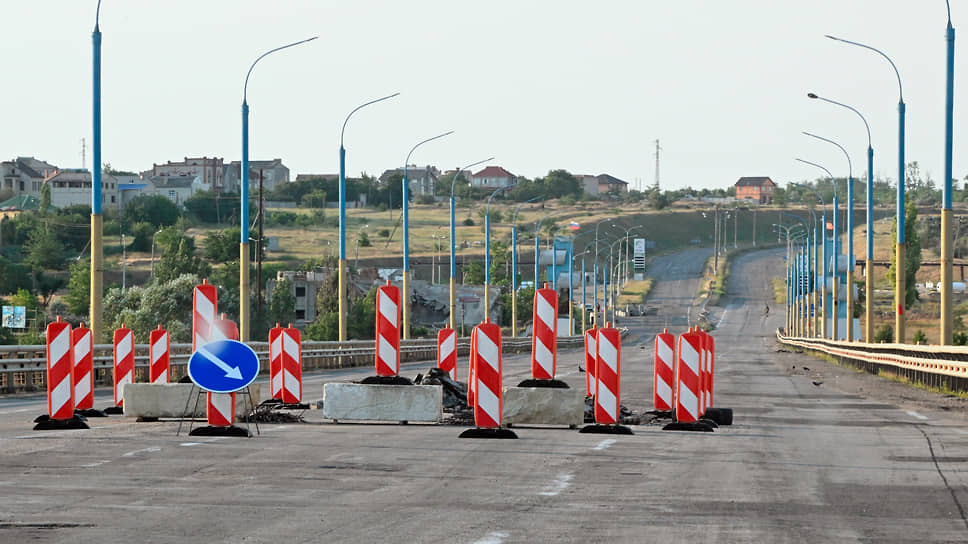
[123,383,260,418]
[322,383,441,423]
[502,387,585,427]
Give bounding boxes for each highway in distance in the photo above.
[1,248,967,543]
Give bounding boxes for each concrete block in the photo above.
[322,383,441,423]
[123,383,260,418]
[502,387,585,427]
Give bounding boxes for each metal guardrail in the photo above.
[776,331,968,392]
[0,332,602,393]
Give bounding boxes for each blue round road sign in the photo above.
[188,340,260,393]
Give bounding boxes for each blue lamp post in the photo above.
[828,34,906,343]
[783,213,811,336]
[534,210,569,289]
[804,131,854,341]
[509,196,541,337]
[449,157,493,332]
[484,185,516,322]
[402,131,453,339]
[239,36,317,341]
[796,158,837,339]
[338,92,399,342]
[807,93,874,342]
[790,183,824,337]
[942,2,956,344]
[90,0,104,341]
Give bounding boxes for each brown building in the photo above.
[735,176,776,204]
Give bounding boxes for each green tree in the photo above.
[0,256,32,295]
[121,194,180,228]
[65,259,90,316]
[39,183,51,214]
[463,261,485,284]
[154,231,210,283]
[203,227,245,263]
[103,273,198,343]
[24,224,66,271]
[269,278,295,326]
[886,201,921,307]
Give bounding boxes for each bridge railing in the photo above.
[0,332,600,394]
[776,331,968,393]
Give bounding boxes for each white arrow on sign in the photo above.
[197,345,243,380]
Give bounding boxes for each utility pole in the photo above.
[653,139,661,192]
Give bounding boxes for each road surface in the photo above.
[1,248,967,543]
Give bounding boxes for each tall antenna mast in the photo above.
[81,138,87,169]
[653,139,661,191]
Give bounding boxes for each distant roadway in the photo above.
[1,248,967,542]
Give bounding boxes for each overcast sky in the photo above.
[1,1,964,191]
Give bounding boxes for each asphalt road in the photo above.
[2,248,967,543]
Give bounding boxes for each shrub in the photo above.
[912,329,928,345]
[874,324,893,343]
[462,218,475,227]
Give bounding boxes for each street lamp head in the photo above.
[807,93,818,99]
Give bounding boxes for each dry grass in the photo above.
[617,279,654,306]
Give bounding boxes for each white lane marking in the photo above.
[179,442,203,447]
[121,447,161,457]
[474,532,509,544]
[179,436,225,447]
[593,439,617,451]
[0,408,32,415]
[80,460,110,467]
[716,309,728,327]
[539,473,574,496]
[905,410,928,420]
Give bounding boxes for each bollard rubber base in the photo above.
[579,423,633,435]
[699,418,719,428]
[703,407,733,426]
[516,378,570,389]
[459,427,518,439]
[103,406,124,415]
[360,375,414,386]
[189,425,251,437]
[33,415,90,431]
[663,421,715,432]
[136,416,160,423]
[75,408,108,418]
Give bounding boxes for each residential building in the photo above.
[146,176,202,207]
[577,173,630,196]
[470,166,516,189]
[380,165,440,196]
[43,169,118,209]
[734,176,776,204]
[223,158,290,194]
[1,157,57,198]
[143,156,225,193]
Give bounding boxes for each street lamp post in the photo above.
[90,0,104,342]
[150,228,163,281]
[240,36,317,341]
[509,196,540,337]
[790,184,823,336]
[808,93,875,342]
[828,34,906,343]
[534,210,569,289]
[402,131,453,339]
[942,2,956,344]
[338,93,399,343]
[450,157,493,332]
[783,213,811,336]
[804,131,854,341]
[795,158,836,339]
[484,185,515,323]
